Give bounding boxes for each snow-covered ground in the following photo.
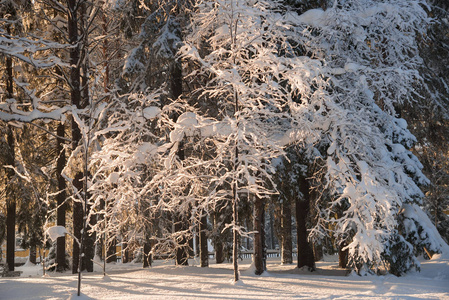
[1,254,448,299]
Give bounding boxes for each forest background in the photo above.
[0,0,448,284]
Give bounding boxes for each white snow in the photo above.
[45,226,68,242]
[294,8,326,27]
[142,106,161,119]
[1,256,448,299]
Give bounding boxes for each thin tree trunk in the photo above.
[269,212,276,250]
[281,200,293,264]
[56,123,67,272]
[199,213,209,267]
[232,66,240,281]
[253,197,266,275]
[232,194,239,281]
[296,176,315,270]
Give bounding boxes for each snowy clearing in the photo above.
[1,255,448,300]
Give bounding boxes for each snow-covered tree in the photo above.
[180,0,325,279]
[287,0,447,275]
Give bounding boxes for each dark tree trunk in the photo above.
[169,59,189,266]
[313,242,324,262]
[72,173,83,274]
[296,176,316,270]
[6,128,15,272]
[122,242,129,263]
[215,240,224,264]
[56,123,67,272]
[174,215,189,266]
[253,197,266,275]
[232,186,239,281]
[232,85,240,281]
[68,0,83,275]
[6,189,15,272]
[29,245,37,265]
[106,238,117,263]
[170,60,182,101]
[338,241,349,268]
[143,242,151,268]
[83,225,95,272]
[79,0,94,274]
[269,212,276,250]
[5,37,16,272]
[281,200,293,265]
[199,213,209,267]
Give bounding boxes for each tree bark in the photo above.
[106,238,117,263]
[253,197,266,275]
[174,215,189,266]
[281,200,293,264]
[199,213,209,267]
[215,240,224,264]
[143,242,151,268]
[296,175,316,270]
[313,242,323,262]
[56,123,67,272]
[29,245,36,265]
[5,48,16,272]
[79,0,94,273]
[338,241,348,268]
[72,173,83,274]
[232,194,239,281]
[68,0,83,275]
[6,124,15,272]
[122,242,129,263]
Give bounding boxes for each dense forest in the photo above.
[1,0,448,284]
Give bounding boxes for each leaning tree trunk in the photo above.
[253,197,266,275]
[281,199,293,264]
[296,175,316,270]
